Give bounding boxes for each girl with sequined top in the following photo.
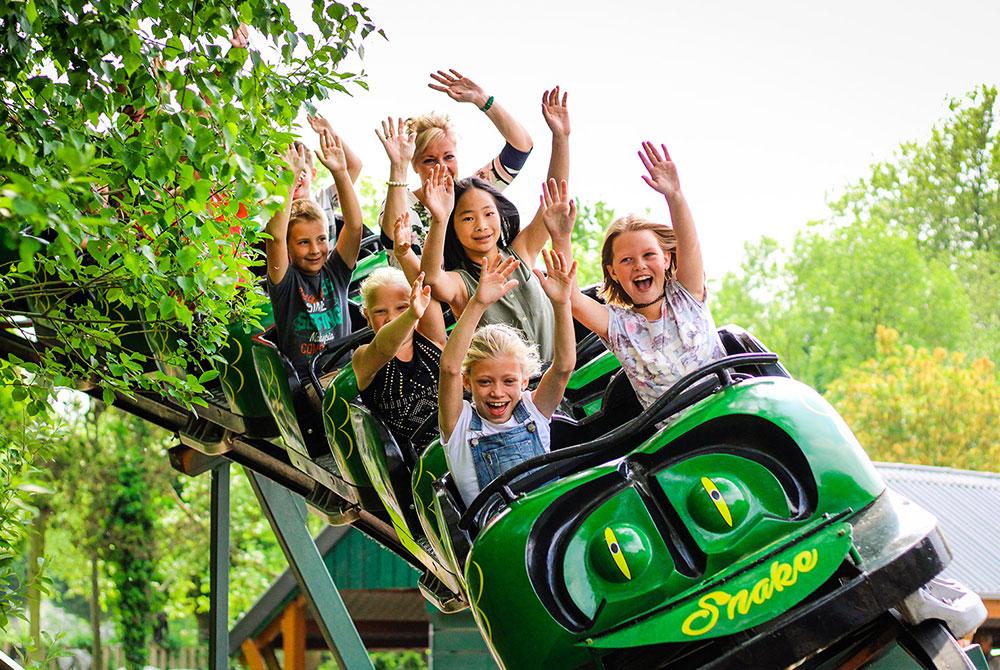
[351,213,447,446]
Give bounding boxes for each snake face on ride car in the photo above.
[439,352,952,670]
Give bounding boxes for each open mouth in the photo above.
[485,400,510,418]
[632,275,654,292]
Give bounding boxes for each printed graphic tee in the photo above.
[268,250,352,379]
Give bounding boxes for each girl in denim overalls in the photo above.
[439,249,577,509]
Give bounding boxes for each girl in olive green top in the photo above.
[420,87,571,362]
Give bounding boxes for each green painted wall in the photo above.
[324,529,419,589]
[427,608,497,670]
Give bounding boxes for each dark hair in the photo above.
[443,178,520,278]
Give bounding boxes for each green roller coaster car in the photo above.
[401,330,978,669]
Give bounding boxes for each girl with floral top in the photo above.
[544,142,726,409]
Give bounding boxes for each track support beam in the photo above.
[246,470,374,670]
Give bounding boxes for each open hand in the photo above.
[230,23,249,49]
[541,86,570,137]
[284,143,310,175]
[639,141,681,197]
[472,255,520,307]
[533,249,577,306]
[307,113,335,137]
[393,212,413,259]
[409,272,432,319]
[317,131,347,173]
[540,178,577,242]
[375,116,415,168]
[423,165,454,223]
[428,68,488,108]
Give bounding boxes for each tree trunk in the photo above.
[90,553,103,670]
[26,505,50,662]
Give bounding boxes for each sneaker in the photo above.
[899,576,988,638]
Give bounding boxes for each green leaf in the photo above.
[176,246,199,271]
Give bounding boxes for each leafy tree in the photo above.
[0,0,382,411]
[105,454,161,668]
[1,2,379,659]
[830,85,998,259]
[714,84,1000,386]
[570,200,615,288]
[0,385,63,660]
[828,85,1000,360]
[826,326,999,471]
[712,220,972,390]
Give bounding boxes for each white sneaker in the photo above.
[899,576,988,638]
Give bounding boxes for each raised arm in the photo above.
[531,249,577,418]
[375,117,416,239]
[265,144,308,285]
[308,113,362,183]
[429,68,532,152]
[322,131,363,269]
[540,178,609,338]
[352,274,432,391]
[394,212,446,346]
[512,87,571,266]
[439,255,521,441]
[418,166,466,308]
[639,141,705,299]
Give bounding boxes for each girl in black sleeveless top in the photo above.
[352,214,447,446]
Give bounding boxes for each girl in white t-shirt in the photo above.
[438,249,577,507]
[544,142,726,410]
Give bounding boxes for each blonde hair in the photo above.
[287,198,327,236]
[461,324,541,379]
[600,214,678,307]
[359,267,409,310]
[406,113,456,164]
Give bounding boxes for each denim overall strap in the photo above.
[469,401,544,491]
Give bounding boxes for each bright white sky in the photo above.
[289,0,1000,280]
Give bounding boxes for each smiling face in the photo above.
[607,229,670,305]
[287,218,329,274]
[414,133,458,182]
[454,187,502,259]
[364,282,411,334]
[464,354,528,423]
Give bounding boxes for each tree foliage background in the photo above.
[0,0,381,654]
[712,85,999,468]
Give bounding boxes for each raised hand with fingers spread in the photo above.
[423,165,455,224]
[318,131,347,174]
[393,212,414,259]
[540,178,577,252]
[533,248,577,307]
[409,272,433,320]
[541,86,570,138]
[376,116,416,168]
[471,255,521,307]
[306,113,362,182]
[639,141,681,198]
[284,143,310,176]
[429,68,489,108]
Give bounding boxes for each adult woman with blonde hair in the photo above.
[375,68,536,259]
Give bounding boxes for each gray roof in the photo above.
[876,463,1000,599]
